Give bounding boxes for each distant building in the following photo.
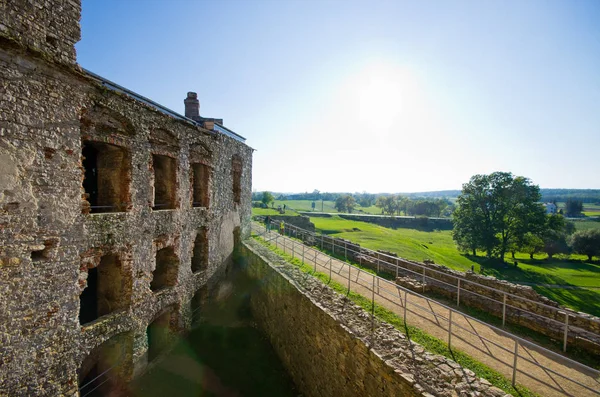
[544,203,557,214]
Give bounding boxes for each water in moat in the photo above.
[130,263,298,397]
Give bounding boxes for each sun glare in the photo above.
[355,62,416,130]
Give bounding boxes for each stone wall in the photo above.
[267,215,316,232]
[338,214,454,230]
[243,240,510,397]
[0,1,253,394]
[309,234,600,354]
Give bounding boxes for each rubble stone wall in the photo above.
[0,1,253,395]
[243,240,510,397]
[306,234,600,354]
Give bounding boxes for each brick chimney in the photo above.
[184,92,200,120]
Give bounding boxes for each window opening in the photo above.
[191,163,210,207]
[152,154,177,210]
[232,156,242,204]
[79,254,127,325]
[191,228,208,273]
[82,142,130,213]
[151,247,179,292]
[147,309,174,362]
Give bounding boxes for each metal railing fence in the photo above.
[252,221,600,397]
[260,217,600,354]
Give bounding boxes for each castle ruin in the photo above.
[0,1,253,395]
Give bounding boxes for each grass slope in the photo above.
[309,216,600,317]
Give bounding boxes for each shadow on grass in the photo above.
[461,255,600,318]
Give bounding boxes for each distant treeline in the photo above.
[539,189,600,204]
[256,189,600,204]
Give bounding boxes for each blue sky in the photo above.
[77,0,600,193]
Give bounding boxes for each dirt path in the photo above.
[252,225,600,397]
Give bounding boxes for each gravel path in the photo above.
[252,225,600,397]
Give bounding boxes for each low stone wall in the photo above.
[299,234,600,354]
[338,214,454,230]
[271,215,316,232]
[242,240,510,397]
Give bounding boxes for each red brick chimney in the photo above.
[184,92,200,120]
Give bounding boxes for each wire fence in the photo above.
[252,221,600,397]
[261,217,600,355]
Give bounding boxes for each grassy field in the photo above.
[272,199,384,215]
[309,215,600,317]
[252,207,299,217]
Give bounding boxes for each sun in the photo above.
[355,62,415,130]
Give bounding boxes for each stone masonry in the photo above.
[0,1,252,395]
[311,233,600,354]
[243,240,511,397]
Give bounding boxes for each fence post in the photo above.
[371,275,376,337]
[344,240,347,261]
[302,243,305,265]
[512,340,519,387]
[396,258,399,278]
[457,279,461,307]
[321,233,324,250]
[422,267,426,293]
[313,249,317,273]
[404,290,408,323]
[377,253,380,273]
[329,258,332,282]
[347,263,351,293]
[563,312,569,352]
[502,294,507,327]
[448,309,453,348]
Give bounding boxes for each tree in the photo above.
[570,229,600,261]
[452,172,547,261]
[522,233,544,259]
[334,195,356,213]
[376,196,397,215]
[543,229,569,259]
[261,191,274,207]
[565,198,583,217]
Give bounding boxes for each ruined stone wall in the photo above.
[243,240,510,397]
[338,214,454,230]
[0,0,81,65]
[0,1,253,394]
[299,233,600,354]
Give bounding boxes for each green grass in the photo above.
[273,199,384,215]
[252,207,299,217]
[572,219,600,231]
[251,235,538,397]
[309,216,600,317]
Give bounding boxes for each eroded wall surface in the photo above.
[243,240,509,397]
[0,1,252,394]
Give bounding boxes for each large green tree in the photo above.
[335,194,356,213]
[261,191,274,207]
[376,196,397,215]
[570,229,600,261]
[452,172,547,261]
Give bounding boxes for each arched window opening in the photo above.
[78,332,132,397]
[147,307,177,362]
